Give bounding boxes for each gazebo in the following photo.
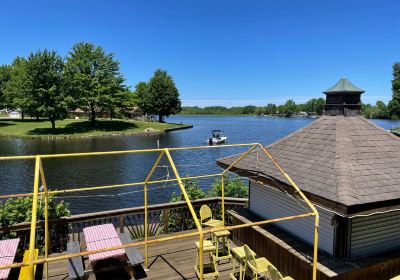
[217,78,400,279]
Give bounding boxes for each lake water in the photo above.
[1,116,399,214]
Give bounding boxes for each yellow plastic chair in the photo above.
[200,205,222,227]
[268,264,294,280]
[243,245,271,280]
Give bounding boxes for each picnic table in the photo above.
[83,224,135,278]
[83,224,125,262]
[0,238,19,280]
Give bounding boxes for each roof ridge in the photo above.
[334,117,358,204]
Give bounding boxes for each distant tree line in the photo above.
[179,98,326,117]
[0,42,182,128]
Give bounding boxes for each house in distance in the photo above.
[218,78,400,280]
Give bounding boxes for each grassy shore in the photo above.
[0,119,191,138]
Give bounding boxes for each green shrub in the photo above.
[0,194,70,254]
[162,175,248,233]
[208,174,248,198]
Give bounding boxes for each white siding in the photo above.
[249,181,335,255]
[350,211,400,258]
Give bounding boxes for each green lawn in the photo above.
[0,119,190,138]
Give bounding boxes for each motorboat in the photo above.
[207,130,227,145]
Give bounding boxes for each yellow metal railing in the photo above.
[0,143,319,280]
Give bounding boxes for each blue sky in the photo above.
[0,0,399,107]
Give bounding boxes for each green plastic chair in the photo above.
[243,245,270,280]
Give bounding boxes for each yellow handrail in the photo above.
[0,143,319,280]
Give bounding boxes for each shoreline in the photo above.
[0,118,193,139]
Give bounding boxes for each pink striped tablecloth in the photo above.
[83,224,125,262]
[0,238,19,280]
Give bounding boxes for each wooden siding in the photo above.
[229,209,400,280]
[350,210,400,258]
[249,181,335,255]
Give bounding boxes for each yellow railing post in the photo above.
[143,151,165,269]
[221,174,225,225]
[164,149,204,280]
[257,143,319,280]
[28,156,40,280]
[39,159,49,280]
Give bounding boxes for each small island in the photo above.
[0,118,191,138]
[0,42,188,138]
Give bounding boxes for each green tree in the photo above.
[372,100,389,119]
[388,63,400,119]
[280,99,297,117]
[361,103,373,118]
[304,98,325,115]
[3,57,34,119]
[138,69,182,122]
[0,65,12,108]
[265,103,277,115]
[64,42,125,125]
[25,50,68,128]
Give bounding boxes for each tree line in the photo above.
[0,42,182,128]
[179,98,326,117]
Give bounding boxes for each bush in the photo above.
[208,174,248,198]
[0,194,70,254]
[163,179,205,233]
[162,175,248,233]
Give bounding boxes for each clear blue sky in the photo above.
[0,0,399,107]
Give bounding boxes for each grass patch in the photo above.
[0,119,190,138]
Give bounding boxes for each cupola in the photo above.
[323,78,365,116]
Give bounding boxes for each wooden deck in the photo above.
[44,232,235,280]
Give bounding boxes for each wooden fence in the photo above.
[0,197,247,254]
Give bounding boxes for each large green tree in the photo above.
[0,65,12,108]
[138,69,181,122]
[388,63,400,119]
[64,42,125,125]
[25,50,67,128]
[2,57,34,119]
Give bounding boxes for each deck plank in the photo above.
[45,231,235,280]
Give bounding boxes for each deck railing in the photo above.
[0,143,319,280]
[0,197,247,253]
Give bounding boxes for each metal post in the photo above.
[143,151,165,269]
[258,143,320,280]
[313,214,320,280]
[221,175,225,225]
[164,149,204,280]
[28,156,40,280]
[39,159,49,280]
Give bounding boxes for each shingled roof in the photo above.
[217,116,400,211]
[323,78,365,94]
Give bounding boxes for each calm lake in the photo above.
[1,116,400,214]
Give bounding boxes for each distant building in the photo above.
[8,110,22,119]
[125,107,143,119]
[218,78,400,279]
